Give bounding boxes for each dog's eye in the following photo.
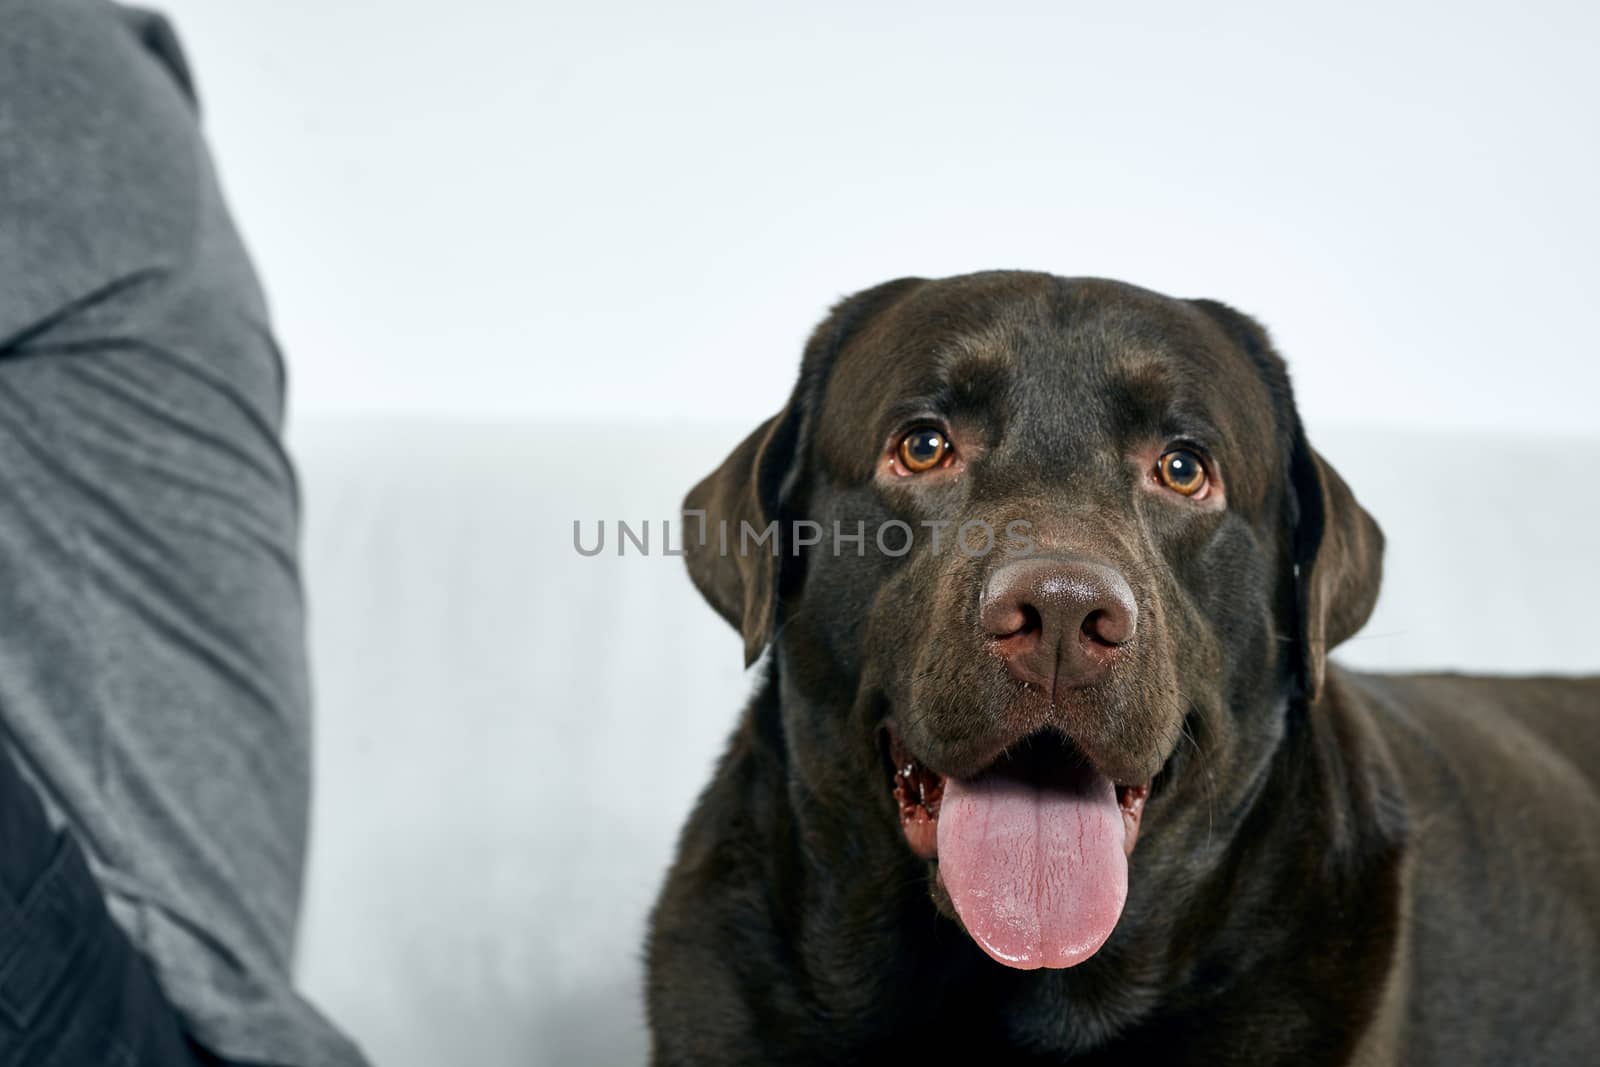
[897,428,951,473]
[1157,448,1207,496]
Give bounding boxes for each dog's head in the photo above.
[683,272,1382,973]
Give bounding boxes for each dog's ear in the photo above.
[684,278,924,666]
[1190,299,1384,704]
[682,406,801,666]
[1286,425,1384,702]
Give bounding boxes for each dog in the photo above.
[645,272,1600,1065]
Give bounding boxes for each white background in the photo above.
[159,0,1598,433]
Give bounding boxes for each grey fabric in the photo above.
[0,2,366,1064]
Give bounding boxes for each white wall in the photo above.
[158,0,1598,434]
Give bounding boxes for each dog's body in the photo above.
[646,273,1600,1065]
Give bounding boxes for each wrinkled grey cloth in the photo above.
[0,2,366,1064]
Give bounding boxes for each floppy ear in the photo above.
[1190,298,1384,705]
[683,278,924,666]
[1288,424,1385,702]
[682,405,802,667]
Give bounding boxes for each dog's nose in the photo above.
[979,557,1137,693]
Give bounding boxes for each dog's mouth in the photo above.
[886,725,1149,971]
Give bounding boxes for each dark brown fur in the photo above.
[646,272,1600,1065]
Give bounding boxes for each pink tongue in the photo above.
[937,769,1127,969]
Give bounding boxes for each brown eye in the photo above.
[1157,448,1207,496]
[898,428,950,473]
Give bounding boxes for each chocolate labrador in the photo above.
[645,272,1600,1065]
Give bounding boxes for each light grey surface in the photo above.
[154,0,1600,433]
[289,416,1600,1067]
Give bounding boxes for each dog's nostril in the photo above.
[1017,604,1042,638]
[986,604,1042,651]
[982,598,1042,641]
[1082,608,1131,648]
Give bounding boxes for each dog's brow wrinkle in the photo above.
[1112,358,1176,410]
